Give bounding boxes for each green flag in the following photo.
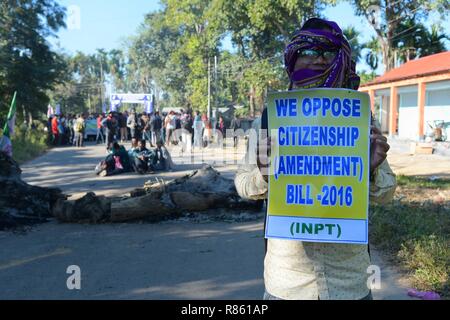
[3,91,17,138]
[1,92,17,157]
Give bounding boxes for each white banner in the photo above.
[110,94,152,104]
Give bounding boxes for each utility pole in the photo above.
[88,92,91,114]
[214,55,218,121]
[100,59,105,113]
[207,58,211,120]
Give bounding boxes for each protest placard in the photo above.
[265,88,371,244]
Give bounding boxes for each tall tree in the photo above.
[365,36,382,72]
[350,0,449,72]
[0,0,66,120]
[343,26,364,63]
[218,0,336,115]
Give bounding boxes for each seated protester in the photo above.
[108,142,132,176]
[128,138,139,157]
[130,139,155,174]
[94,153,115,177]
[154,140,175,171]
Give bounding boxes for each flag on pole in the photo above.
[149,95,154,114]
[55,104,61,115]
[111,101,118,112]
[102,103,107,114]
[47,104,54,118]
[0,91,17,157]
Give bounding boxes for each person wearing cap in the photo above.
[235,18,396,300]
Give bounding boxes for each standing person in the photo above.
[180,110,193,152]
[150,111,162,148]
[73,114,86,148]
[67,114,75,145]
[216,116,225,135]
[104,111,118,151]
[202,119,212,148]
[127,110,142,140]
[230,115,241,148]
[58,114,66,144]
[118,112,128,142]
[141,113,152,145]
[216,115,225,148]
[96,114,105,144]
[51,115,60,146]
[192,111,203,149]
[165,111,176,146]
[235,18,396,301]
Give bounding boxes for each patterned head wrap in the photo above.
[284,18,360,90]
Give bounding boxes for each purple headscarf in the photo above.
[284,18,360,90]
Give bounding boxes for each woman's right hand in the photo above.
[257,136,271,182]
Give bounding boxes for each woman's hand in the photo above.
[370,126,390,174]
[257,136,271,182]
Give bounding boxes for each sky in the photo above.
[49,0,449,75]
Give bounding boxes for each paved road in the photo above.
[0,142,418,300]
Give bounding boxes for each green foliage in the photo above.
[0,0,67,119]
[399,235,449,295]
[359,71,377,85]
[123,0,337,115]
[234,106,250,117]
[369,175,450,296]
[1,121,49,164]
[343,26,363,63]
[350,0,449,71]
[396,175,450,189]
[364,36,381,72]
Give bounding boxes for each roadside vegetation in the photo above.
[370,175,450,298]
[1,121,49,164]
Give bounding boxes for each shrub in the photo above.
[6,121,49,164]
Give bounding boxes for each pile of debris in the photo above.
[0,152,66,230]
[52,165,262,223]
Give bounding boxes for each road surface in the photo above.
[0,141,424,300]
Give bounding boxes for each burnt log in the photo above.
[0,151,66,230]
[53,165,261,223]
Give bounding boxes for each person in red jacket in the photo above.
[96,114,105,144]
[51,115,60,146]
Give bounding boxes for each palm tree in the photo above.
[364,36,381,72]
[343,26,363,63]
[420,25,448,58]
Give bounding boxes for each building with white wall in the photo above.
[359,51,450,141]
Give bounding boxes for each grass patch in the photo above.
[1,121,50,164]
[370,176,450,297]
[396,175,450,189]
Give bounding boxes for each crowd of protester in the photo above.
[47,108,244,177]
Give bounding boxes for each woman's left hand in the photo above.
[370,126,390,173]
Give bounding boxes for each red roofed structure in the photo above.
[360,51,450,139]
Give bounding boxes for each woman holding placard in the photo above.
[235,18,396,300]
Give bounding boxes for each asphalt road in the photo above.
[0,142,417,300]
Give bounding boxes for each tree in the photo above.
[417,24,448,58]
[218,0,336,115]
[0,0,66,120]
[343,26,364,63]
[350,0,449,72]
[365,36,381,72]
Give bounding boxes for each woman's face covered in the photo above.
[284,18,360,90]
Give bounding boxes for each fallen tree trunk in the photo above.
[53,165,262,223]
[0,151,66,230]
